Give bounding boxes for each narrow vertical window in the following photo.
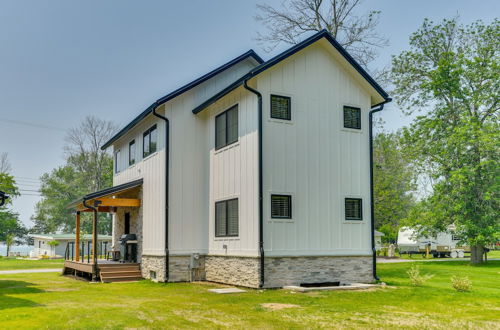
[143,125,157,158]
[114,149,121,173]
[271,95,291,120]
[215,198,239,237]
[271,195,292,219]
[215,105,238,150]
[343,106,361,129]
[129,140,136,166]
[345,198,362,220]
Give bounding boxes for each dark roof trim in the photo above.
[101,50,264,150]
[192,30,390,114]
[67,178,143,208]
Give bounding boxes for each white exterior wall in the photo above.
[256,43,373,256]
[205,88,259,256]
[111,57,259,257]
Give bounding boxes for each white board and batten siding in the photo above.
[206,88,260,257]
[111,56,261,257]
[256,43,373,257]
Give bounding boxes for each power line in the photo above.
[0,119,66,132]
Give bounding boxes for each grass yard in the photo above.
[0,260,499,329]
[0,257,64,271]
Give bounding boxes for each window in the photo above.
[271,95,291,120]
[271,194,292,219]
[215,198,239,237]
[343,106,361,129]
[345,198,362,220]
[128,140,136,166]
[215,105,238,150]
[114,149,121,173]
[143,125,157,158]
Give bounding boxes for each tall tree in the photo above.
[32,116,117,235]
[391,18,499,263]
[0,152,12,174]
[0,172,27,249]
[373,130,417,243]
[255,0,388,69]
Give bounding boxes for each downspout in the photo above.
[151,102,170,283]
[243,79,264,288]
[369,102,387,281]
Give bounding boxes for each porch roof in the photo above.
[68,179,143,212]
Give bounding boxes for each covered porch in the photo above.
[64,179,143,282]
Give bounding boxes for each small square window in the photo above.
[271,95,291,120]
[343,106,361,129]
[271,194,292,219]
[345,198,362,220]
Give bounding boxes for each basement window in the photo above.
[270,95,291,120]
[343,106,361,129]
[215,198,239,237]
[143,125,157,158]
[271,194,292,219]
[345,198,362,221]
[215,105,238,150]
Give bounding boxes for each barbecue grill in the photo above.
[119,234,137,263]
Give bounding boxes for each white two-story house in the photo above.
[97,30,390,288]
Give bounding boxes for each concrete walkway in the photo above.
[0,268,62,275]
[377,258,499,263]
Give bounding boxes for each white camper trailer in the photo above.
[397,227,467,258]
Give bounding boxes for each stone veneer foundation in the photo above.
[205,256,260,288]
[141,255,205,283]
[264,256,373,288]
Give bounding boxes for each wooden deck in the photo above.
[63,260,142,282]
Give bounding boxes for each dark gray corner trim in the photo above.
[101,50,263,150]
[192,29,391,115]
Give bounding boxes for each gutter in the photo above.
[369,98,391,281]
[243,79,265,288]
[151,102,170,283]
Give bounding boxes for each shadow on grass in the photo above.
[0,280,44,310]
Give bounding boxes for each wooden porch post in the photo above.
[75,211,81,261]
[92,209,98,265]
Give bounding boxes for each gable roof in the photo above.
[192,29,390,114]
[101,50,264,149]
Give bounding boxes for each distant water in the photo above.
[0,244,33,256]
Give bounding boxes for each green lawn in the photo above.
[0,257,64,271]
[385,249,500,260]
[0,260,498,329]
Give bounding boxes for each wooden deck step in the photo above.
[98,263,142,283]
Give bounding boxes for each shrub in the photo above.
[451,275,472,292]
[407,264,433,286]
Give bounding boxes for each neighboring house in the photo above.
[30,234,112,258]
[68,30,391,287]
[374,231,384,250]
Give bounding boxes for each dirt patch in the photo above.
[261,303,301,310]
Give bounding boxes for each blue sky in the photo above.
[0,0,498,226]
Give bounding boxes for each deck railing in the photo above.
[64,241,109,263]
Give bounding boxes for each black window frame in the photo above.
[343,106,362,129]
[215,105,238,150]
[271,194,292,219]
[215,198,239,238]
[128,140,136,166]
[270,94,292,121]
[345,198,363,221]
[143,125,157,158]
[114,149,121,173]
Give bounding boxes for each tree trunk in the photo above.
[6,244,10,257]
[470,245,485,264]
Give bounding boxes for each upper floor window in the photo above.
[143,125,157,158]
[271,95,291,120]
[215,105,238,150]
[343,106,361,129]
[271,194,292,219]
[215,198,239,237]
[114,149,121,173]
[345,198,362,220]
[129,140,136,166]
